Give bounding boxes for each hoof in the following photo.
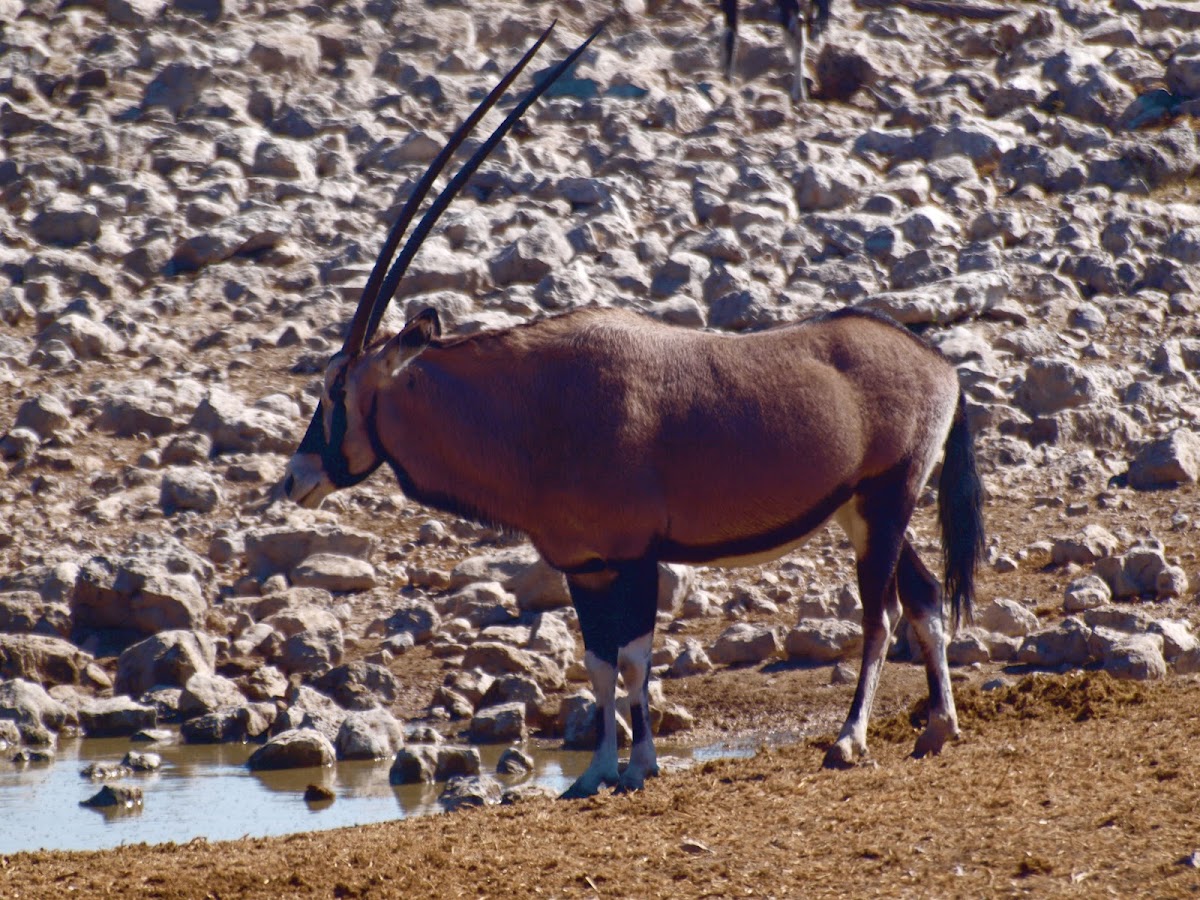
[822,739,859,770]
[559,780,601,800]
[614,776,643,795]
[913,721,959,759]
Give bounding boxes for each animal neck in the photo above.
[365,349,533,533]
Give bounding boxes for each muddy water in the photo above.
[0,735,755,854]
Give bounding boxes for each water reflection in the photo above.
[0,733,746,854]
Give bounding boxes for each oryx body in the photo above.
[286,305,984,795]
[720,0,833,102]
[279,21,984,799]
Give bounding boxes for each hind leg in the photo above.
[897,540,960,757]
[720,0,739,81]
[824,500,905,768]
[780,0,807,102]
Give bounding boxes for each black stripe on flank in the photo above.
[655,484,854,566]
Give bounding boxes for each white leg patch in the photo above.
[561,651,620,799]
[617,633,658,792]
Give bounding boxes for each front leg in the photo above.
[560,649,620,799]
[617,631,658,793]
[562,558,660,799]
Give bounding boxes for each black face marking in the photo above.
[293,364,380,490]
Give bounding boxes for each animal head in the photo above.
[283,309,441,508]
[279,20,605,508]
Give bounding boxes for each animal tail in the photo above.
[937,391,985,632]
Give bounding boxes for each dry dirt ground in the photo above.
[5,668,1200,899]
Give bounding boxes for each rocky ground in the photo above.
[3,0,1200,891]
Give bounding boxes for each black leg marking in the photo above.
[569,558,659,667]
[630,703,649,746]
[593,704,607,753]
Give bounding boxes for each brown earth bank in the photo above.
[6,670,1200,900]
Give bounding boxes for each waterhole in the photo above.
[0,734,757,854]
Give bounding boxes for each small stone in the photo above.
[468,702,527,744]
[830,662,857,685]
[438,774,502,811]
[708,624,781,666]
[496,746,534,776]
[1064,575,1112,612]
[1129,430,1200,490]
[303,783,335,803]
[81,785,143,809]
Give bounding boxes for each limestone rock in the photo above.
[784,619,863,663]
[1128,430,1200,490]
[115,630,216,697]
[79,697,157,738]
[439,774,503,811]
[0,634,93,686]
[0,678,71,744]
[244,525,375,580]
[81,785,143,809]
[248,728,336,770]
[468,701,527,744]
[335,708,405,761]
[290,554,376,593]
[708,624,781,666]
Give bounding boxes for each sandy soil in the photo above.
[5,668,1200,899]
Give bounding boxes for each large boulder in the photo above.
[335,709,405,760]
[273,684,347,743]
[178,673,246,718]
[0,634,93,686]
[247,728,336,770]
[182,704,275,743]
[0,592,71,638]
[0,678,71,744]
[72,541,212,637]
[115,630,216,697]
[468,701,527,744]
[243,525,375,580]
[312,662,398,711]
[783,620,863,663]
[263,606,344,675]
[708,624,781,666]
[78,697,157,738]
[1128,429,1200,490]
[460,642,565,690]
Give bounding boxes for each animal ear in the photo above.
[382,307,440,377]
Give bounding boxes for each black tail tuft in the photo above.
[938,392,985,632]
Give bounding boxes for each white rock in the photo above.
[783,619,863,663]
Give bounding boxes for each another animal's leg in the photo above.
[824,491,906,769]
[721,0,739,82]
[896,540,960,757]
[616,630,658,792]
[562,558,660,799]
[779,0,807,102]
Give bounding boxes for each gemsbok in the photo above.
[281,19,985,798]
[720,0,833,102]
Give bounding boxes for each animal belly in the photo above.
[657,494,851,569]
[699,527,824,569]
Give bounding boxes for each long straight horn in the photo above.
[341,20,559,356]
[361,19,609,347]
